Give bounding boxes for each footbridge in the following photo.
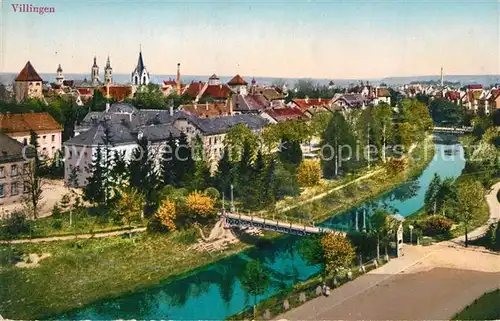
[433,126,472,134]
[221,212,345,237]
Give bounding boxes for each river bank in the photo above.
[0,139,437,320]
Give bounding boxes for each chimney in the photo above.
[106,102,110,112]
[229,93,234,115]
[305,96,309,103]
[169,104,174,116]
[176,63,181,96]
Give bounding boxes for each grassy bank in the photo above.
[0,229,245,319]
[452,289,500,320]
[269,137,435,224]
[0,139,435,319]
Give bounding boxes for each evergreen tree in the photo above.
[110,150,128,195]
[192,159,212,191]
[321,112,356,178]
[236,141,254,195]
[161,133,177,186]
[100,121,115,205]
[242,150,266,209]
[84,145,105,206]
[215,146,233,198]
[175,132,196,187]
[261,156,277,206]
[279,137,302,165]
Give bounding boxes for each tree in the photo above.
[175,133,196,187]
[321,233,356,276]
[239,260,271,318]
[113,187,145,226]
[369,210,390,260]
[214,147,233,198]
[186,191,216,221]
[311,112,332,137]
[84,145,106,206]
[110,150,128,195]
[153,199,176,231]
[321,112,356,178]
[236,140,254,197]
[371,103,393,162]
[400,98,433,143]
[131,83,167,110]
[224,124,258,161]
[425,174,442,215]
[274,161,300,199]
[296,159,321,187]
[279,138,302,166]
[457,179,484,247]
[161,133,177,186]
[429,98,464,126]
[22,132,45,219]
[261,157,277,206]
[243,150,266,209]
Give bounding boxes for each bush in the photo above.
[420,215,453,236]
[52,205,62,219]
[5,212,31,236]
[51,219,63,230]
[204,187,220,200]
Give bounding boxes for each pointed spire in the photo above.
[106,55,111,68]
[92,56,98,68]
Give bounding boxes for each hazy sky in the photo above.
[1,0,499,79]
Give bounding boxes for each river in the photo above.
[55,138,465,320]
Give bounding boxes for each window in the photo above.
[11,182,19,195]
[209,137,212,145]
[0,167,4,178]
[52,135,55,142]
[43,135,47,140]
[23,163,29,174]
[69,151,73,159]
[0,184,4,198]
[11,165,18,177]
[23,181,29,193]
[23,138,28,145]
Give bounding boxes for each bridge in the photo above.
[433,126,473,134]
[222,212,345,236]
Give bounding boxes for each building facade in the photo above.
[131,50,150,86]
[14,61,43,102]
[0,133,35,213]
[0,113,63,160]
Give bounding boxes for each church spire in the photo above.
[106,55,111,68]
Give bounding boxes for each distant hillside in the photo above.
[1,72,499,87]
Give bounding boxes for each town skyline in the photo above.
[1,0,498,78]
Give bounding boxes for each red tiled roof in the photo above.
[0,112,62,133]
[77,88,93,96]
[163,79,177,86]
[264,107,304,122]
[99,86,133,102]
[293,98,331,111]
[468,84,483,90]
[15,61,42,82]
[446,91,461,101]
[182,102,231,118]
[185,82,205,98]
[203,84,231,99]
[228,74,248,86]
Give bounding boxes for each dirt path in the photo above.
[0,227,147,244]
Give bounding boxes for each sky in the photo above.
[0,0,499,79]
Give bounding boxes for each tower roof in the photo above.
[228,74,248,86]
[134,50,146,74]
[57,64,63,72]
[15,61,42,82]
[92,56,98,68]
[106,56,111,69]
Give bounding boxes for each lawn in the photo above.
[0,229,246,319]
[0,209,145,240]
[452,289,500,320]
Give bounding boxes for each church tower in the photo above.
[91,56,100,86]
[131,48,150,86]
[104,55,113,85]
[56,64,64,86]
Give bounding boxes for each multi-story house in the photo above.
[14,61,43,102]
[0,113,63,160]
[0,133,36,213]
[64,103,269,186]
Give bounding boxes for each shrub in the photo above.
[51,219,63,230]
[5,212,30,236]
[420,215,453,236]
[296,160,321,187]
[204,187,220,200]
[51,205,62,219]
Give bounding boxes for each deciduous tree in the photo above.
[296,159,321,187]
[457,179,484,247]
